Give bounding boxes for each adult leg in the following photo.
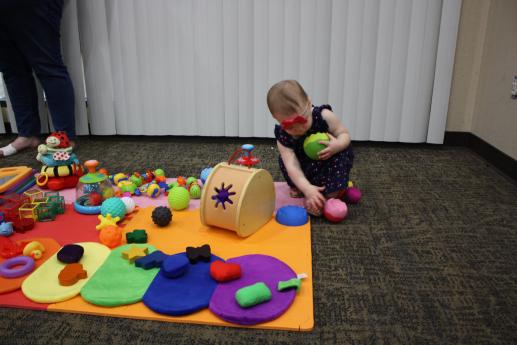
[7,0,76,139]
[0,23,41,156]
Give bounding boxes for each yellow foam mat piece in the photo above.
[49,208,313,331]
[22,242,110,303]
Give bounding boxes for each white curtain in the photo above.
[1,0,461,142]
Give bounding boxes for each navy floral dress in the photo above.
[274,105,354,195]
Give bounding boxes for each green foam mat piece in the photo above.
[80,244,159,307]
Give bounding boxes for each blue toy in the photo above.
[162,254,189,278]
[200,167,213,184]
[143,252,222,316]
[135,251,168,270]
[0,221,14,237]
[275,205,309,226]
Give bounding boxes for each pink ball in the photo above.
[345,187,362,204]
[323,198,348,222]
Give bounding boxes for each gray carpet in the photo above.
[1,135,516,345]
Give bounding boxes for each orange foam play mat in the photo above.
[0,207,313,331]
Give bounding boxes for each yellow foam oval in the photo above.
[21,242,110,303]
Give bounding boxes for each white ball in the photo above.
[120,196,136,213]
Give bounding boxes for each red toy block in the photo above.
[210,260,242,282]
[58,263,87,286]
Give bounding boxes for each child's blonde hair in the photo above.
[267,80,310,117]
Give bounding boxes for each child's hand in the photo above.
[318,133,342,160]
[303,185,326,211]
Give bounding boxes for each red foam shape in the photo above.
[210,260,242,282]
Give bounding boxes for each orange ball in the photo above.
[99,225,122,248]
[177,176,186,186]
[98,168,109,176]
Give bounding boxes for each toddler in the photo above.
[267,80,354,216]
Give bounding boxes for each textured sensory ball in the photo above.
[189,184,202,199]
[100,197,127,219]
[152,206,173,227]
[120,196,136,213]
[154,168,165,177]
[146,183,161,198]
[168,187,190,210]
[99,225,122,248]
[323,198,348,222]
[303,132,329,160]
[186,176,197,187]
[345,186,362,204]
[200,167,213,184]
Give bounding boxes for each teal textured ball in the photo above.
[168,187,190,210]
[100,197,127,219]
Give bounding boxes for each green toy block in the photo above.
[47,195,65,214]
[126,229,148,244]
[277,278,302,293]
[235,282,272,308]
[36,204,56,222]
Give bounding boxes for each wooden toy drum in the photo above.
[200,162,275,237]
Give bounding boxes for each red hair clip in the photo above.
[280,115,307,130]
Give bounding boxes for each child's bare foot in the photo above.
[289,188,304,198]
[0,136,40,157]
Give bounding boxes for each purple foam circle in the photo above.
[209,254,297,325]
[0,255,35,278]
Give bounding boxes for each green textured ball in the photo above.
[303,132,329,160]
[154,168,165,177]
[130,174,143,187]
[168,181,179,190]
[186,176,197,186]
[189,184,202,199]
[168,187,190,210]
[100,197,127,219]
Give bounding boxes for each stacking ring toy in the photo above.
[0,256,36,278]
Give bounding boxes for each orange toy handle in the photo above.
[84,160,99,174]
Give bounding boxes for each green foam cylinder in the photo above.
[235,282,272,308]
[277,278,302,293]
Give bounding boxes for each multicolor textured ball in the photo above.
[113,173,128,185]
[186,176,197,187]
[189,184,202,199]
[100,197,127,219]
[303,132,329,160]
[146,183,161,198]
[152,206,172,227]
[120,196,136,213]
[200,167,213,184]
[323,198,348,222]
[168,187,190,211]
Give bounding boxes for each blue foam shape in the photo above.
[275,205,309,226]
[143,252,221,316]
[162,253,189,278]
[135,251,168,270]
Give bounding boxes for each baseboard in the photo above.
[445,131,517,182]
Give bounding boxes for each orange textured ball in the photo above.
[99,225,122,248]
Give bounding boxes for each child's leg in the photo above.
[278,156,305,198]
